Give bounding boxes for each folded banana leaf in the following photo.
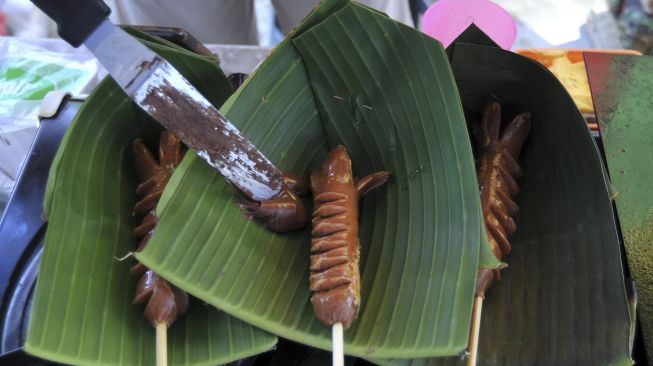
[586,53,653,362]
[377,40,633,366]
[448,43,630,364]
[24,30,276,366]
[136,0,500,360]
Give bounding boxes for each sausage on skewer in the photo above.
[466,102,531,366]
[474,102,531,298]
[131,131,188,327]
[310,145,390,329]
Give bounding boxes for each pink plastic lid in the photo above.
[421,0,516,50]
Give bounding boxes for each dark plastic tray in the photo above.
[0,96,81,365]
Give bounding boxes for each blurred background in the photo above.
[0,0,652,50]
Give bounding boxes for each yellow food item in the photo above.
[547,56,593,114]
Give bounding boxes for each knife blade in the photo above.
[31,0,284,201]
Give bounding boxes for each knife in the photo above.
[30,0,284,202]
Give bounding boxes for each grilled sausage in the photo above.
[131,131,189,327]
[239,172,308,232]
[310,145,390,329]
[474,102,531,297]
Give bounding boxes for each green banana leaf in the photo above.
[136,0,499,360]
[379,42,633,366]
[448,44,631,365]
[587,53,653,362]
[24,30,276,366]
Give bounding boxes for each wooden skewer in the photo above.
[332,322,344,366]
[466,296,484,366]
[156,322,168,366]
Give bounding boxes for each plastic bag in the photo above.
[0,37,100,214]
[0,37,99,133]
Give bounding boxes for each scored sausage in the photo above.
[310,145,390,329]
[474,102,531,298]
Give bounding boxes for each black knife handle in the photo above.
[31,0,111,47]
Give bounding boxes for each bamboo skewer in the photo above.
[332,322,344,366]
[465,103,530,366]
[466,296,484,366]
[156,322,168,366]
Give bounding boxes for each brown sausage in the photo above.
[474,102,531,298]
[309,145,390,329]
[239,173,309,232]
[131,130,189,327]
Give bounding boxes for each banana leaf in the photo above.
[449,44,631,366]
[379,41,633,366]
[136,0,500,360]
[586,53,653,362]
[24,30,277,366]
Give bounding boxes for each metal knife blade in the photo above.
[85,20,283,201]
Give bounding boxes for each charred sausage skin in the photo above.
[474,102,531,297]
[131,131,189,327]
[310,145,390,329]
